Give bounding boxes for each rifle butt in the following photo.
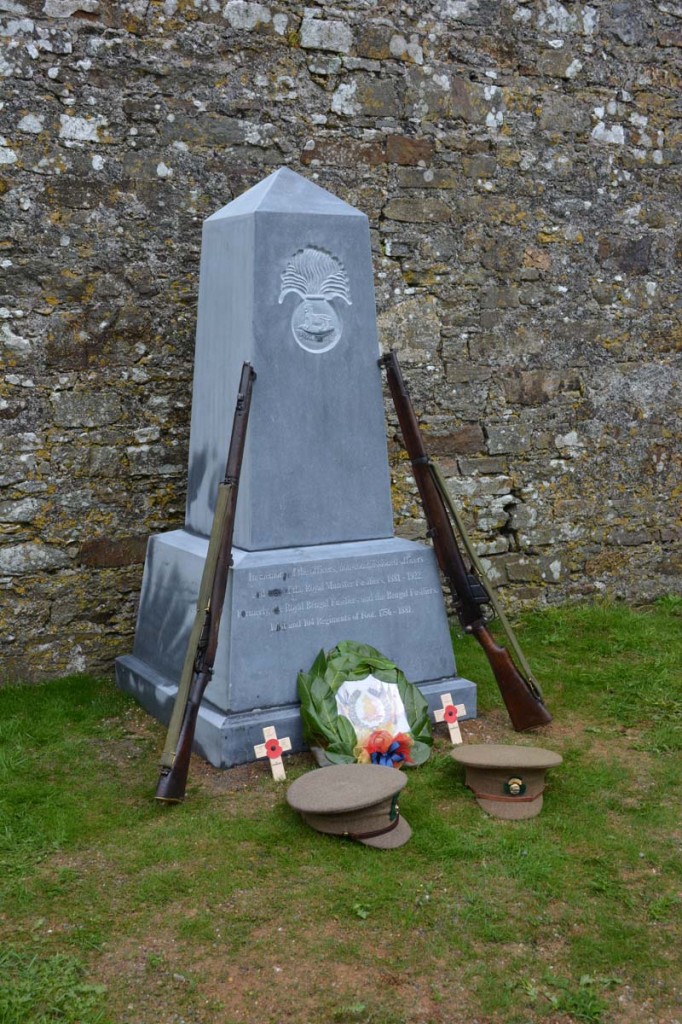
[155,763,189,804]
[154,679,206,803]
[469,624,553,731]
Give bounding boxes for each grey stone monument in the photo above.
[115,168,476,767]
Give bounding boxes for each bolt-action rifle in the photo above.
[381,349,551,732]
[155,362,256,802]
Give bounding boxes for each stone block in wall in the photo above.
[87,446,126,478]
[476,496,515,532]
[222,1,276,32]
[597,235,654,275]
[159,113,246,147]
[427,424,487,458]
[396,168,461,189]
[508,502,538,532]
[405,68,488,123]
[474,536,511,556]
[445,364,493,385]
[502,371,583,407]
[604,3,648,46]
[355,23,393,60]
[45,178,111,212]
[382,198,452,224]
[607,527,658,547]
[445,474,514,502]
[458,456,508,476]
[301,138,385,167]
[78,535,148,568]
[0,498,42,525]
[50,392,123,429]
[460,154,498,179]
[126,444,184,478]
[481,238,522,277]
[386,135,434,165]
[376,295,441,361]
[0,455,32,489]
[0,543,70,576]
[503,554,563,584]
[481,284,520,310]
[539,94,592,135]
[332,76,401,118]
[485,423,534,455]
[443,382,491,421]
[300,18,353,54]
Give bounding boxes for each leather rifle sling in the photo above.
[429,461,545,703]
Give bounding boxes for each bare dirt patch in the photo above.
[96,921,484,1024]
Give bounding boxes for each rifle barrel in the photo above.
[154,362,256,802]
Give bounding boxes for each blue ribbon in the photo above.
[370,741,405,767]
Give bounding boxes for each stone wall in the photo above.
[1,0,680,681]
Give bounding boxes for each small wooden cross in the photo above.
[254,725,292,781]
[433,693,466,745]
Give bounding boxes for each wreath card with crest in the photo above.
[297,641,433,767]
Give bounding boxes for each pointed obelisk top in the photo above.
[207,166,364,221]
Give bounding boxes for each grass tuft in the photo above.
[0,949,107,1024]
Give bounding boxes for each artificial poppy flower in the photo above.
[265,739,283,759]
[365,729,394,754]
[444,704,458,723]
[363,729,413,768]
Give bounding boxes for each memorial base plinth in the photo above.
[115,530,477,768]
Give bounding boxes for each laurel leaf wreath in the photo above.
[297,640,433,766]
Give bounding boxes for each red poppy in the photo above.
[444,704,458,723]
[265,739,283,759]
[365,729,394,755]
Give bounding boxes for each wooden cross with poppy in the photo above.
[254,725,292,780]
[433,693,466,745]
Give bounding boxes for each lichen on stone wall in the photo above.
[0,0,680,680]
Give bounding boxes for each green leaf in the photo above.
[309,648,328,678]
[324,750,356,765]
[409,740,432,765]
[335,715,358,750]
[297,670,314,705]
[298,702,326,748]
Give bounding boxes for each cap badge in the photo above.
[504,777,527,797]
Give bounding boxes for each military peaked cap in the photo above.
[286,763,411,848]
[452,744,562,820]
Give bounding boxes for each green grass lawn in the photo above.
[1,598,680,1024]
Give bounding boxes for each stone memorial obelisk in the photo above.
[116,168,476,767]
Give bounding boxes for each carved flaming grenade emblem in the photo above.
[279,246,352,353]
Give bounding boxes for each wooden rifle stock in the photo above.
[467,622,551,731]
[381,349,551,732]
[155,362,256,802]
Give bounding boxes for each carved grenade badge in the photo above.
[279,246,352,353]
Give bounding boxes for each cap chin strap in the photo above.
[346,813,402,841]
[471,789,543,803]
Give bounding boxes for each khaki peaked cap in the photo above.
[286,763,411,849]
[452,744,563,820]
